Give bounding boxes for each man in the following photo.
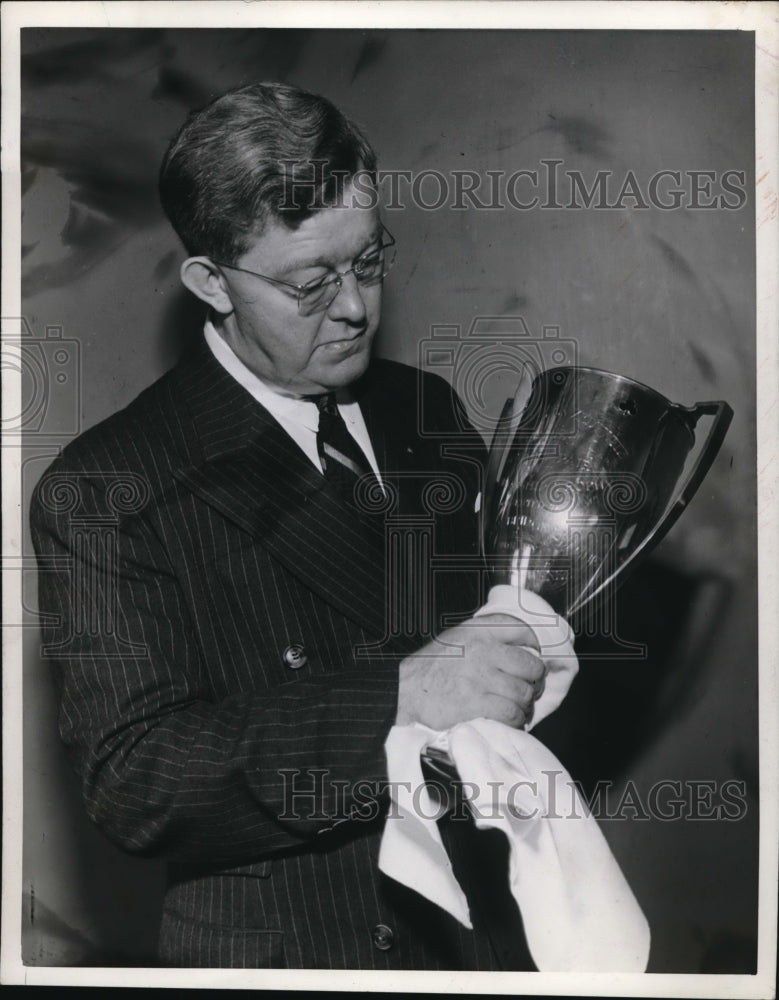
[30,82,547,970]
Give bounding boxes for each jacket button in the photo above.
[282,644,307,669]
[371,923,394,951]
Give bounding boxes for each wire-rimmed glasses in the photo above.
[211,225,396,316]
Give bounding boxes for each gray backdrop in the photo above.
[19,28,757,971]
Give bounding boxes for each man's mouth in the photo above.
[319,332,366,352]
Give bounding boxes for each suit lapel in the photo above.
[358,362,433,513]
[170,344,390,636]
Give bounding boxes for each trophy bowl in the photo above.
[483,366,734,621]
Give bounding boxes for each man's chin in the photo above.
[317,343,373,390]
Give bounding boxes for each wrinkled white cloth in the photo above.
[473,584,578,727]
[379,586,650,972]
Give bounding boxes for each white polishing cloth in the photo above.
[473,584,579,728]
[379,587,650,972]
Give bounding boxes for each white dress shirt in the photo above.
[203,319,383,484]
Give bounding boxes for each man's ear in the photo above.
[180,257,235,315]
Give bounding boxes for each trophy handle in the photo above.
[570,399,734,616]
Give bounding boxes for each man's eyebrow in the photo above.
[282,228,384,274]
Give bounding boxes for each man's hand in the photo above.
[396,614,547,731]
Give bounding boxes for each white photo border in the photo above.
[2,2,777,995]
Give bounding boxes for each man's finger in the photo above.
[481,692,529,729]
[492,647,547,683]
[485,673,535,708]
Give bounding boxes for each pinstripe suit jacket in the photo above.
[30,341,533,970]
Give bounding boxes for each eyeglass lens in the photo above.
[298,242,396,315]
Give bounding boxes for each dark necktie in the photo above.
[313,393,377,503]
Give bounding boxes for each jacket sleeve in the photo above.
[30,468,401,869]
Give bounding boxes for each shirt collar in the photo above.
[204,318,332,432]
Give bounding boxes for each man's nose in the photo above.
[326,272,368,323]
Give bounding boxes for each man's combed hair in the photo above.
[159,81,378,263]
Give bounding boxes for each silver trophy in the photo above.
[482,366,733,621]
